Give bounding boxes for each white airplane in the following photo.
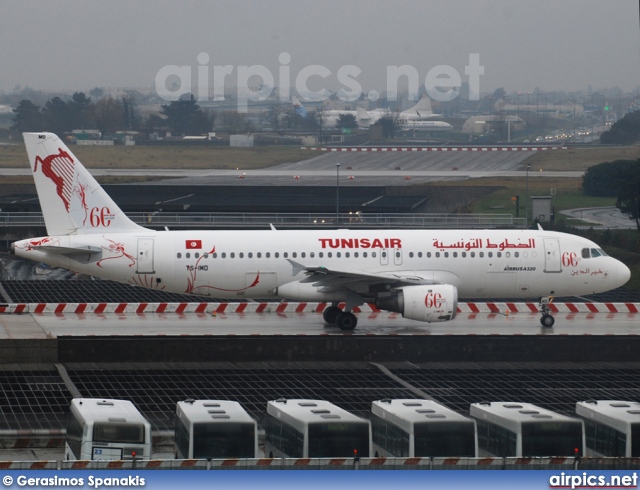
[12,133,631,330]
[370,96,442,121]
[398,120,453,132]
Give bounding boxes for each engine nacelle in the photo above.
[375,285,458,322]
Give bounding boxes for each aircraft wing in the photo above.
[287,259,435,293]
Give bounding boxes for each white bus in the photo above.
[470,401,584,458]
[371,399,477,457]
[174,399,258,459]
[575,400,640,457]
[65,398,152,461]
[265,399,371,458]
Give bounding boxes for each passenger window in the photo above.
[177,253,182,259]
[310,252,315,258]
[319,252,323,258]
[382,251,387,258]
[257,252,261,258]
[514,252,519,258]
[345,252,350,258]
[505,252,511,258]
[186,253,191,259]
[470,252,475,258]
[427,252,431,258]
[221,252,226,258]
[372,252,377,258]
[203,253,208,259]
[194,252,200,258]
[453,252,458,258]
[436,252,440,258]
[497,252,502,258]
[337,252,342,258]
[409,252,414,258]
[213,253,217,258]
[301,252,306,258]
[462,252,466,258]
[479,252,484,258]
[488,252,493,258]
[284,252,288,258]
[418,252,422,258]
[444,252,449,258]
[230,252,235,258]
[354,252,358,258]
[274,252,278,258]
[292,252,297,258]
[328,252,332,258]
[239,252,243,258]
[363,252,367,258]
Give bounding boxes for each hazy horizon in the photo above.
[1,0,639,98]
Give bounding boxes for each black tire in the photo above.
[323,305,342,324]
[540,314,555,328]
[337,312,358,331]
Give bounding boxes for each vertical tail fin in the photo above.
[23,132,148,236]
[404,95,433,117]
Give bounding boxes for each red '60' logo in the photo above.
[89,207,112,228]
[562,252,578,267]
[425,293,443,309]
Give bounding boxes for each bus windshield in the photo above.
[193,422,256,458]
[308,422,369,457]
[632,423,640,457]
[93,422,145,444]
[521,421,583,457]
[414,421,476,457]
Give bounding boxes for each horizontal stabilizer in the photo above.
[34,245,102,264]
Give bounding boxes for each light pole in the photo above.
[525,163,530,226]
[336,163,340,225]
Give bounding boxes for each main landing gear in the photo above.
[323,304,358,331]
[539,297,555,328]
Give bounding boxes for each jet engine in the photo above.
[375,285,458,322]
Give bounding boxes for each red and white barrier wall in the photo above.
[1,302,638,315]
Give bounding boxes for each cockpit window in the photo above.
[590,248,601,258]
[581,248,590,259]
[598,248,609,257]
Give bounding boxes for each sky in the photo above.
[1,0,639,98]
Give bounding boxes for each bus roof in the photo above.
[372,399,474,429]
[70,398,149,425]
[470,401,582,431]
[176,400,256,425]
[576,400,640,428]
[267,399,368,431]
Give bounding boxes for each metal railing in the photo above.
[0,212,526,230]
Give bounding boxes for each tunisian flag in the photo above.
[186,240,202,250]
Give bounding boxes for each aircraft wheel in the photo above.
[540,314,555,328]
[337,312,358,331]
[323,305,342,324]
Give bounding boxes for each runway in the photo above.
[1,308,638,338]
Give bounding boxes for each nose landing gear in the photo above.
[539,297,555,328]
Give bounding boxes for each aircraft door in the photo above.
[543,238,562,273]
[136,238,155,274]
[379,248,389,266]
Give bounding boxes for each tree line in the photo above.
[11,93,215,136]
[582,159,640,231]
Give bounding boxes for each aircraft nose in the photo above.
[617,260,631,287]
